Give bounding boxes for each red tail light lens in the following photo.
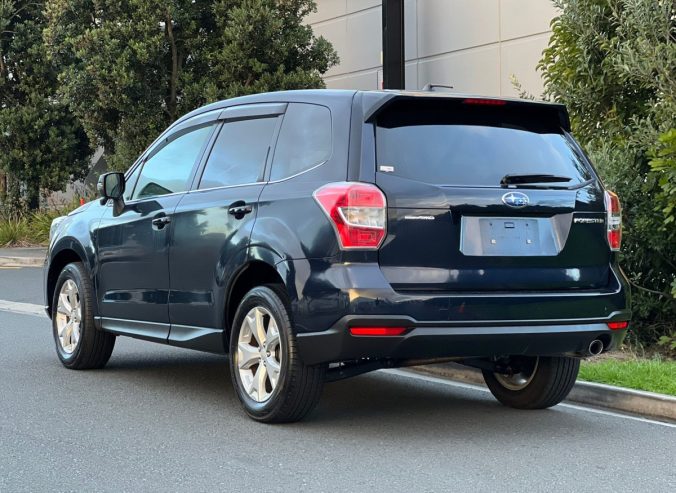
[604,190,622,251]
[313,182,387,249]
[607,321,628,330]
[349,327,407,336]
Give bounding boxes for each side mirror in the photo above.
[98,172,125,202]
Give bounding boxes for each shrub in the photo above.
[0,203,77,246]
[539,0,676,347]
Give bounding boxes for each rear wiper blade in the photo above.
[500,174,573,187]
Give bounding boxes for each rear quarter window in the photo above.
[270,103,332,181]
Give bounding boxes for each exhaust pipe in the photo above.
[588,339,604,356]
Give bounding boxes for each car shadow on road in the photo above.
[99,346,601,438]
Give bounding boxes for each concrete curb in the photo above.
[0,256,44,267]
[413,362,676,422]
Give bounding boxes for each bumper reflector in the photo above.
[607,321,628,330]
[349,327,407,336]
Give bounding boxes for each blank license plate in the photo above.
[460,217,543,256]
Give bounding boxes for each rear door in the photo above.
[373,97,609,292]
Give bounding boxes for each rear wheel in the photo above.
[482,356,579,409]
[52,262,115,369]
[229,285,325,423]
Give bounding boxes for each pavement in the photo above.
[1,265,675,491]
[0,247,46,267]
[0,247,47,259]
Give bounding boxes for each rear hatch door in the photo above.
[373,96,609,292]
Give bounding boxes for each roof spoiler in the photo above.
[362,93,572,132]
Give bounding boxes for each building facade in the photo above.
[309,0,557,97]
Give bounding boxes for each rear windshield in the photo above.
[375,99,592,187]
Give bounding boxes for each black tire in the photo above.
[482,356,579,409]
[229,284,325,423]
[52,262,115,369]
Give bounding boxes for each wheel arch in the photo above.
[46,239,92,318]
[225,254,294,342]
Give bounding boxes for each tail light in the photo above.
[313,182,386,249]
[607,321,628,330]
[604,190,622,251]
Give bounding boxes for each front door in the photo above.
[168,110,282,350]
[96,123,215,337]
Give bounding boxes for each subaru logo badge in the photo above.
[502,192,529,208]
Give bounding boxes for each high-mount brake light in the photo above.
[313,182,387,249]
[604,190,622,251]
[463,98,507,106]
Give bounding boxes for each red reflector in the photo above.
[607,321,628,330]
[349,327,407,336]
[463,98,507,106]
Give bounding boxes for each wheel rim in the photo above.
[55,279,82,355]
[494,357,539,391]
[236,306,282,403]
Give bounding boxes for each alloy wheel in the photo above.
[55,279,82,354]
[494,357,539,391]
[236,306,282,403]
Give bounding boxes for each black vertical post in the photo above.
[382,0,405,90]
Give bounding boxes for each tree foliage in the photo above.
[45,0,338,171]
[539,0,676,344]
[0,0,90,210]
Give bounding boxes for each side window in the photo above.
[123,163,141,201]
[132,125,213,200]
[199,116,278,189]
[270,103,331,181]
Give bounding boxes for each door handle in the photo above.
[228,202,253,218]
[151,216,171,229]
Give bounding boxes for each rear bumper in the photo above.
[283,259,630,365]
[296,317,627,365]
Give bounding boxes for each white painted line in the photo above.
[384,368,492,394]
[0,299,47,318]
[384,368,676,429]
[559,402,676,428]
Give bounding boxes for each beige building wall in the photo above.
[308,0,557,98]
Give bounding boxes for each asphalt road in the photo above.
[0,265,43,305]
[1,267,675,492]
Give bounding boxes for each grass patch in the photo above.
[579,357,676,396]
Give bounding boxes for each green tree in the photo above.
[0,0,90,210]
[45,0,338,171]
[539,0,676,345]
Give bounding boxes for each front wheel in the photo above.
[229,285,325,423]
[52,262,116,369]
[482,356,579,409]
